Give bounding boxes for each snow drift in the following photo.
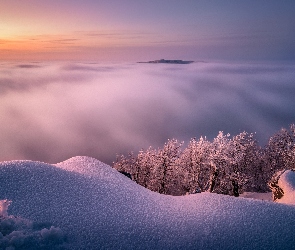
[276,170,295,205]
[0,156,295,249]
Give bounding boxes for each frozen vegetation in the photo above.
[114,125,295,196]
[1,156,295,249]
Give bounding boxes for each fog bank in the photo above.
[0,61,294,164]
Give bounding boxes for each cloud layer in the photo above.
[0,61,294,165]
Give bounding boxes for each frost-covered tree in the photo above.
[205,131,266,196]
[134,147,158,190]
[179,137,211,193]
[113,124,295,196]
[113,152,136,178]
[263,125,295,183]
[206,132,234,195]
[113,140,184,194]
[153,139,183,194]
[230,132,262,193]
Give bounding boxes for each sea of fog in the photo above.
[0,61,294,165]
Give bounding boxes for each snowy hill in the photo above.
[1,156,295,249]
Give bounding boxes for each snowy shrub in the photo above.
[0,200,67,249]
[0,199,11,217]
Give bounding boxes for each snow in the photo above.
[277,170,295,205]
[0,199,65,249]
[239,192,272,201]
[0,156,295,249]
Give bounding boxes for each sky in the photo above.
[1,0,295,61]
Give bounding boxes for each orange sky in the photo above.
[1,0,295,61]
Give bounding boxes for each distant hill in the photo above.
[138,59,194,64]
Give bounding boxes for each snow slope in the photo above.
[239,192,272,201]
[0,156,295,249]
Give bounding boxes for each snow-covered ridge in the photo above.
[1,156,295,249]
[55,156,118,177]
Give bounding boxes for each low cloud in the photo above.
[62,63,116,72]
[0,62,294,165]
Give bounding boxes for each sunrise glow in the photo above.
[1,0,294,61]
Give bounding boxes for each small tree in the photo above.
[230,132,261,194]
[206,131,257,196]
[135,147,157,190]
[206,132,233,195]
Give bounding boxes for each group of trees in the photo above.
[113,124,295,196]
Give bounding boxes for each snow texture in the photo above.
[0,200,66,249]
[239,192,272,201]
[0,156,295,249]
[277,170,295,205]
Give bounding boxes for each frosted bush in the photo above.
[0,199,12,217]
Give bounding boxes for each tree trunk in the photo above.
[232,180,239,197]
[209,169,218,193]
